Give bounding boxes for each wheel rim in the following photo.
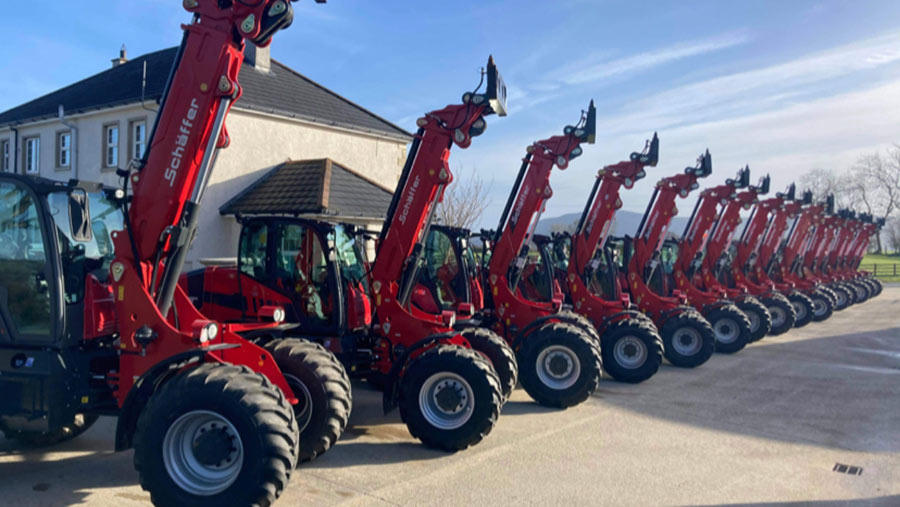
[812,298,827,316]
[792,301,808,321]
[418,372,475,430]
[535,345,581,390]
[713,317,740,344]
[769,306,786,328]
[163,410,244,496]
[671,327,702,356]
[746,310,760,333]
[283,373,313,433]
[613,336,648,369]
[835,290,846,306]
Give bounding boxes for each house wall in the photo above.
[0,105,407,270]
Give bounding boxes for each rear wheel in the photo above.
[829,284,852,311]
[868,277,883,297]
[398,345,501,451]
[760,294,795,335]
[848,280,871,303]
[460,327,518,401]
[735,297,771,342]
[133,363,299,507]
[705,304,752,354]
[659,310,716,368]
[788,292,814,327]
[518,322,602,408]
[600,317,663,383]
[265,338,352,463]
[810,289,834,322]
[0,413,99,446]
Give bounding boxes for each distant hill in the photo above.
[536,210,689,238]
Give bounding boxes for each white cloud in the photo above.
[559,31,752,86]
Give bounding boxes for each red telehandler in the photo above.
[476,102,606,407]
[618,151,718,367]
[669,167,769,348]
[765,193,838,322]
[822,210,872,303]
[558,134,664,383]
[184,58,515,451]
[799,205,857,311]
[830,213,884,299]
[698,173,800,336]
[727,183,816,328]
[0,1,322,505]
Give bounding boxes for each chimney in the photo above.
[244,43,271,73]
[111,44,128,68]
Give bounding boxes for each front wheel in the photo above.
[600,317,663,383]
[133,363,299,507]
[829,284,852,311]
[735,297,772,342]
[810,289,834,322]
[398,345,501,451]
[788,292,815,328]
[265,338,352,463]
[659,311,716,368]
[848,280,871,303]
[760,294,796,335]
[518,322,602,408]
[705,304,752,354]
[460,327,519,402]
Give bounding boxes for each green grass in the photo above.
[860,253,900,282]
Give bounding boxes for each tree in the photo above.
[884,219,900,255]
[436,165,491,229]
[799,168,845,205]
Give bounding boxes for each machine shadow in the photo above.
[591,322,900,453]
[718,495,900,506]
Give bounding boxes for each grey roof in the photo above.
[0,48,412,141]
[220,158,393,219]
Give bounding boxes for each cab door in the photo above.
[0,179,57,345]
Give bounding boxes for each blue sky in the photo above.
[3,1,900,226]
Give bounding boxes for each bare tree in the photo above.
[884,219,900,254]
[436,165,491,229]
[799,168,846,205]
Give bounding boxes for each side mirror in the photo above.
[68,189,93,242]
[485,55,508,117]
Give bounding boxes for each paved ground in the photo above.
[2,287,899,506]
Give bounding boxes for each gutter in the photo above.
[58,105,78,178]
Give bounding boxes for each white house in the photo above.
[0,46,411,268]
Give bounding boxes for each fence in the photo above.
[859,263,900,278]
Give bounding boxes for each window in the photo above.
[103,124,119,168]
[56,131,71,169]
[239,222,269,280]
[24,137,40,174]
[129,119,147,161]
[1,139,9,172]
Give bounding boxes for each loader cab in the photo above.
[0,174,122,348]
[236,217,371,335]
[417,225,485,314]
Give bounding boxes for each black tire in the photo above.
[517,322,602,408]
[659,310,716,368]
[555,310,602,341]
[600,317,663,383]
[735,296,772,342]
[818,286,838,306]
[848,280,871,303]
[705,304,752,354]
[133,363,299,507]
[809,289,834,322]
[399,345,501,451]
[868,277,883,297]
[265,339,352,463]
[460,327,519,401]
[829,283,853,311]
[760,294,796,335]
[0,413,98,446]
[787,291,815,328]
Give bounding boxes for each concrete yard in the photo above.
[2,286,898,506]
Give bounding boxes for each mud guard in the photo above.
[114,343,240,451]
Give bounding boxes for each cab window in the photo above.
[276,223,333,327]
[424,229,463,307]
[239,222,269,280]
[0,182,51,339]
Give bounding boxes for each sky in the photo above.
[3,0,900,227]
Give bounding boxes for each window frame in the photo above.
[0,139,9,172]
[56,130,72,170]
[102,122,120,170]
[23,136,40,174]
[128,117,148,162]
